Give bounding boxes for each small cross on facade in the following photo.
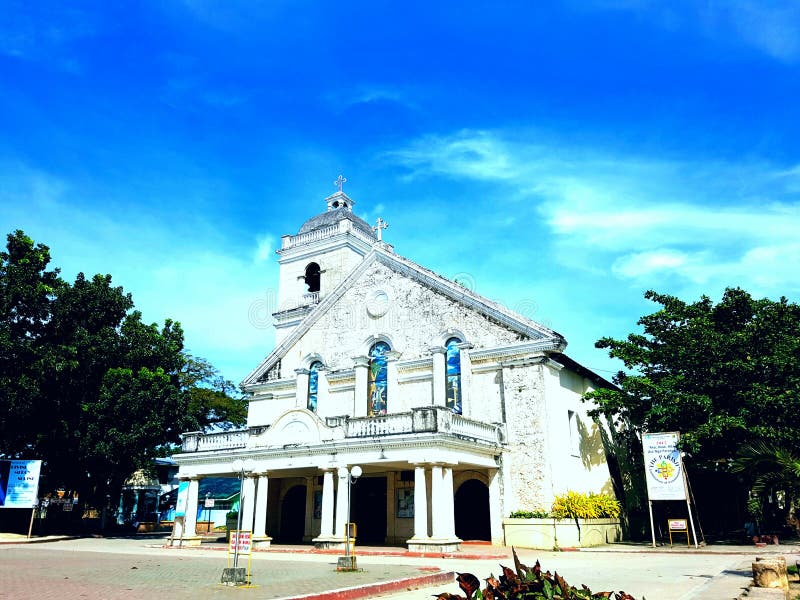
[334,175,347,192]
[373,217,388,241]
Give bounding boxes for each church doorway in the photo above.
[350,476,387,545]
[278,485,306,543]
[454,478,491,541]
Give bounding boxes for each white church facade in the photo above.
[171,183,616,551]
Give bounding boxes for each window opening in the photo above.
[308,361,322,412]
[445,337,462,414]
[368,341,390,416]
[304,262,321,293]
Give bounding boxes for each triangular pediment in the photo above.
[242,247,565,386]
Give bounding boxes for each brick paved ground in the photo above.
[0,541,450,600]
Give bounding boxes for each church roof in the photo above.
[297,206,377,239]
[242,246,567,386]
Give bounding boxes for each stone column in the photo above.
[430,464,445,538]
[253,472,271,548]
[240,475,257,532]
[443,466,456,538]
[487,468,504,546]
[313,469,336,547]
[304,476,315,541]
[317,366,330,417]
[335,469,350,540]
[295,368,310,409]
[353,356,370,417]
[457,342,474,417]
[430,346,446,406]
[386,351,401,412]
[412,465,429,540]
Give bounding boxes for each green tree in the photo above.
[586,288,800,466]
[0,230,244,514]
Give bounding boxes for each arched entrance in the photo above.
[454,478,490,541]
[279,485,306,543]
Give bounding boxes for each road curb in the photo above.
[273,570,455,600]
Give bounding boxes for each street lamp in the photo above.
[337,465,362,571]
[231,458,255,570]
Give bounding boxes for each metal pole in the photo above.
[648,500,657,548]
[27,506,36,539]
[683,469,699,548]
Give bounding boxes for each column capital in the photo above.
[429,346,446,355]
[386,350,402,362]
[352,355,370,368]
[456,342,474,351]
[295,368,310,375]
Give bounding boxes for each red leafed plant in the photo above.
[434,548,639,600]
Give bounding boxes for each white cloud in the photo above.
[386,129,800,297]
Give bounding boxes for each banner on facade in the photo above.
[175,480,190,517]
[0,460,42,508]
[642,431,687,501]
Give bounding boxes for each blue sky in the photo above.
[1,1,799,383]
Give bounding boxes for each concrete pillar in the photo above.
[241,475,257,531]
[387,351,401,412]
[184,478,200,537]
[295,368,310,409]
[253,473,271,546]
[443,466,456,538]
[304,476,315,541]
[431,347,446,406]
[488,468,504,545]
[353,356,369,417]
[430,465,445,538]
[412,465,429,539]
[335,469,349,539]
[320,469,335,537]
[457,342,474,417]
[317,366,330,417]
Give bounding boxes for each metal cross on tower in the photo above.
[334,175,347,192]
[373,217,388,241]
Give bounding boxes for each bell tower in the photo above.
[272,177,378,343]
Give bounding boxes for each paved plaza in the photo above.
[0,535,798,600]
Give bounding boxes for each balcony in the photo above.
[180,406,506,453]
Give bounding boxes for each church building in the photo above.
[171,181,616,551]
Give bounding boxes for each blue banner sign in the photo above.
[0,460,42,508]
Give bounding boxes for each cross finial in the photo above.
[334,175,347,193]
[373,217,388,241]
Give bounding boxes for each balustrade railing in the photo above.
[179,407,505,452]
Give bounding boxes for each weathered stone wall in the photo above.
[500,362,552,512]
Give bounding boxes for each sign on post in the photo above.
[642,432,687,500]
[0,460,42,508]
[229,530,252,555]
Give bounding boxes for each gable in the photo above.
[242,248,565,385]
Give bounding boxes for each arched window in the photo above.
[445,338,462,414]
[368,341,390,416]
[307,361,322,412]
[304,262,321,293]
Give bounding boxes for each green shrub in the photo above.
[551,491,621,519]
[509,509,550,519]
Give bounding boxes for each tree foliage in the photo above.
[0,230,246,507]
[586,288,800,466]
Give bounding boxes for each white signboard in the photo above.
[229,530,252,555]
[642,432,687,501]
[0,460,42,508]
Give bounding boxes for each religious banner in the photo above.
[174,480,190,518]
[642,431,687,501]
[0,460,42,508]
